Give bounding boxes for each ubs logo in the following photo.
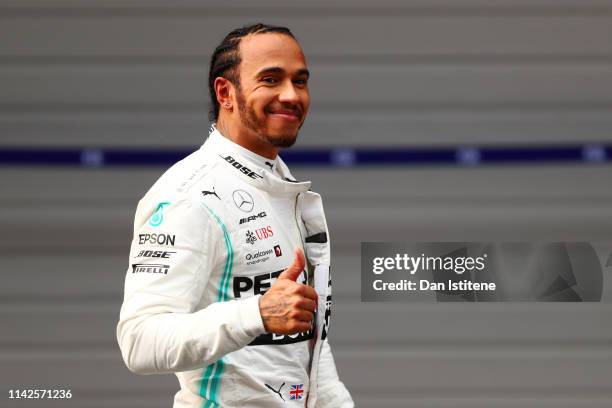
[245,226,274,245]
[256,226,274,240]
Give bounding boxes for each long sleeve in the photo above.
[116,195,266,375]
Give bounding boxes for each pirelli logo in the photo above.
[131,264,170,275]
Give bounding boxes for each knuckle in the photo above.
[274,280,288,289]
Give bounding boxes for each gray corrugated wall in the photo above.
[1,1,611,407]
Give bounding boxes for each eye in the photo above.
[294,79,308,86]
[262,77,279,84]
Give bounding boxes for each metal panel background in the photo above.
[0,1,611,407]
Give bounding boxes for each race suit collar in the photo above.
[204,128,311,194]
[208,126,279,172]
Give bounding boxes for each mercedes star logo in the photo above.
[232,190,254,212]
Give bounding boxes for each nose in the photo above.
[278,80,300,104]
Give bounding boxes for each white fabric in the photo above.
[117,130,354,407]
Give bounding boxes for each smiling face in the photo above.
[215,33,310,158]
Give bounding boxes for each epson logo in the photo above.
[138,233,176,246]
[136,250,175,259]
[240,212,267,225]
[132,264,170,275]
[221,155,263,179]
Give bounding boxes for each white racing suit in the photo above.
[117,130,354,407]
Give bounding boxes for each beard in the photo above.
[235,90,300,148]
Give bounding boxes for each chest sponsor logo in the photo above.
[233,269,308,297]
[234,270,283,298]
[246,230,257,245]
[245,248,273,265]
[233,190,255,212]
[245,227,274,245]
[221,155,263,180]
[250,326,314,346]
[138,233,176,246]
[255,226,273,240]
[235,269,312,345]
[149,201,170,227]
[132,264,170,274]
[136,250,175,259]
[239,211,267,225]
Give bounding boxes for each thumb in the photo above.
[278,247,305,281]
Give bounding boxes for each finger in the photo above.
[295,297,317,313]
[277,247,306,282]
[294,284,318,303]
[289,321,312,334]
[293,310,315,323]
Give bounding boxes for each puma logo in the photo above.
[265,382,285,401]
[201,188,220,200]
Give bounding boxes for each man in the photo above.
[117,24,354,407]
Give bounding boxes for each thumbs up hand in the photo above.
[259,248,318,335]
[278,246,306,281]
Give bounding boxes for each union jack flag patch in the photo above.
[289,383,304,400]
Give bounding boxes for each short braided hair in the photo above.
[208,23,296,123]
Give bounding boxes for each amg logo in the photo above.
[136,250,175,258]
[221,155,263,179]
[138,233,175,246]
[239,212,267,225]
[132,264,170,274]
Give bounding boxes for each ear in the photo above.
[214,77,234,111]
